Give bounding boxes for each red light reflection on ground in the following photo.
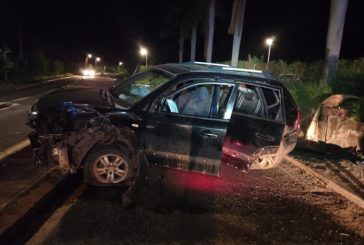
[159,167,236,194]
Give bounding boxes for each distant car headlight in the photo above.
[82,69,95,77]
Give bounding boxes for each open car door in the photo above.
[222,82,286,171]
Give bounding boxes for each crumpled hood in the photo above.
[35,87,112,112]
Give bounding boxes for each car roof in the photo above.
[154,62,276,81]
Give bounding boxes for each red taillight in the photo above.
[294,111,301,131]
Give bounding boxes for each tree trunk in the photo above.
[179,28,184,63]
[205,0,215,63]
[19,23,23,59]
[203,10,209,60]
[322,0,348,84]
[190,23,197,62]
[229,0,247,67]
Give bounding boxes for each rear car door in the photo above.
[140,79,235,176]
[222,81,286,171]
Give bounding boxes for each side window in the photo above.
[261,87,283,121]
[214,85,234,119]
[234,83,264,117]
[163,84,214,117]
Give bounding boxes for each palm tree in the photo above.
[190,23,198,61]
[178,28,185,63]
[189,1,209,62]
[163,0,199,63]
[205,0,216,63]
[228,0,247,67]
[170,0,207,62]
[322,0,349,84]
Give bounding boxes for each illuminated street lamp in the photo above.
[265,37,274,69]
[85,53,92,68]
[95,57,101,68]
[139,47,148,68]
[118,61,123,67]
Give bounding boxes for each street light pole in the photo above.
[265,37,274,70]
[85,54,92,68]
[140,47,148,68]
[95,57,101,69]
[145,52,148,68]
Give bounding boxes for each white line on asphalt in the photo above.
[0,139,30,162]
[9,75,74,92]
[12,96,31,102]
[41,76,74,84]
[0,103,20,111]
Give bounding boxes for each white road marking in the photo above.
[12,96,31,102]
[0,139,30,162]
[0,103,20,111]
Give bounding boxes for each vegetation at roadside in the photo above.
[0,49,68,84]
[231,56,364,126]
[104,65,129,77]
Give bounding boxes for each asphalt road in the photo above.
[0,76,116,152]
[28,161,364,244]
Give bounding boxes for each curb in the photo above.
[0,138,68,240]
[0,75,74,95]
[0,171,81,244]
[284,155,364,209]
[0,168,57,211]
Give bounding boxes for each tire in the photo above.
[83,145,133,186]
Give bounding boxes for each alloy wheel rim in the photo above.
[255,153,275,168]
[93,154,128,184]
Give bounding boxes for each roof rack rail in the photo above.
[193,61,229,67]
[222,67,263,74]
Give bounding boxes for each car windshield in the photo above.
[113,69,173,108]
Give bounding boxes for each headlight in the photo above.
[27,104,39,128]
[29,104,39,117]
[82,69,95,77]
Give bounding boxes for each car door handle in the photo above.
[200,131,218,139]
[255,133,275,142]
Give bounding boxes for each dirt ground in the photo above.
[33,159,364,244]
[291,149,364,199]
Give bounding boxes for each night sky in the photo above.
[1,0,363,70]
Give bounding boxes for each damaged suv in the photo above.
[27,62,300,186]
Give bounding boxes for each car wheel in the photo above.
[250,153,281,170]
[83,145,133,186]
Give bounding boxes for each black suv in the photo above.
[27,62,300,186]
